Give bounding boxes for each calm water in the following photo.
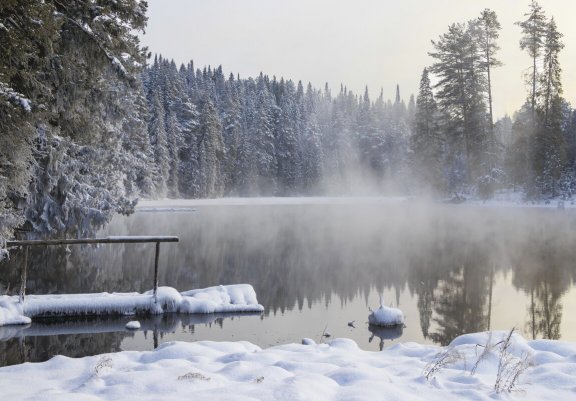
[2,198,576,367]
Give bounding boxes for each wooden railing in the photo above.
[6,236,180,304]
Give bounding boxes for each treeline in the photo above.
[144,2,576,201]
[142,58,413,198]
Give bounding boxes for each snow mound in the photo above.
[180,284,264,314]
[125,321,141,330]
[368,305,404,327]
[0,296,31,326]
[0,284,263,326]
[2,332,576,400]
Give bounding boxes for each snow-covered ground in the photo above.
[136,196,410,209]
[1,331,575,400]
[0,284,263,326]
[136,194,576,211]
[466,191,576,209]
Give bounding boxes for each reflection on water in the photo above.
[368,325,404,351]
[1,200,576,366]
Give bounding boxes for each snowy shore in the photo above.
[1,331,575,400]
[135,194,576,211]
[0,284,263,326]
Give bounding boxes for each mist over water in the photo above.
[2,198,576,366]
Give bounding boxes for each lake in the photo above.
[2,198,576,367]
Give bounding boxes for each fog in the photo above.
[2,199,576,363]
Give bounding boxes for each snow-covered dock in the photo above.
[0,284,264,326]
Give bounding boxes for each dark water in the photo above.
[2,198,576,367]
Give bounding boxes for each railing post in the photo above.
[19,246,28,304]
[153,328,159,349]
[153,241,160,303]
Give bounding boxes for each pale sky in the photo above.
[141,0,576,119]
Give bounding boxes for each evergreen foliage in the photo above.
[141,62,414,198]
[1,0,149,252]
[2,1,576,254]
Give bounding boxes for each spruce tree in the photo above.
[429,22,488,190]
[411,68,444,194]
[197,100,224,197]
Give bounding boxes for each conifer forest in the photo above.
[2,0,576,250]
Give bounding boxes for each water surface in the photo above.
[2,198,576,366]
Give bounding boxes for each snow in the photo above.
[0,296,31,326]
[1,331,576,400]
[137,195,576,210]
[137,196,410,208]
[111,56,127,75]
[455,190,576,209]
[0,83,32,112]
[82,22,93,34]
[181,284,262,314]
[368,304,404,327]
[125,320,140,330]
[136,207,197,213]
[0,284,263,326]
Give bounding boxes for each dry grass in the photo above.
[423,347,462,380]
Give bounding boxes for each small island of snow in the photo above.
[125,320,141,330]
[368,304,404,327]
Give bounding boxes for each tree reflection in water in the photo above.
[1,202,575,362]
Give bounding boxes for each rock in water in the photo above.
[368,305,404,327]
[125,320,141,330]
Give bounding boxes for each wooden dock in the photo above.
[7,236,179,304]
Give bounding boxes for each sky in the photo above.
[140,0,576,119]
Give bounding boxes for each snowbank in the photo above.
[125,321,141,330]
[0,284,263,325]
[1,331,575,400]
[0,296,31,326]
[137,196,409,208]
[181,284,262,313]
[368,304,404,326]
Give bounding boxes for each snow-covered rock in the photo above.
[0,284,263,326]
[368,304,404,326]
[125,320,141,330]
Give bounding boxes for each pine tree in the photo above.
[275,79,300,194]
[541,18,563,128]
[197,100,224,197]
[516,0,547,122]
[357,87,376,172]
[475,9,502,128]
[429,22,488,190]
[148,92,170,197]
[411,68,445,194]
[251,75,278,195]
[1,0,148,245]
[120,81,155,198]
[300,83,323,192]
[219,74,243,194]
